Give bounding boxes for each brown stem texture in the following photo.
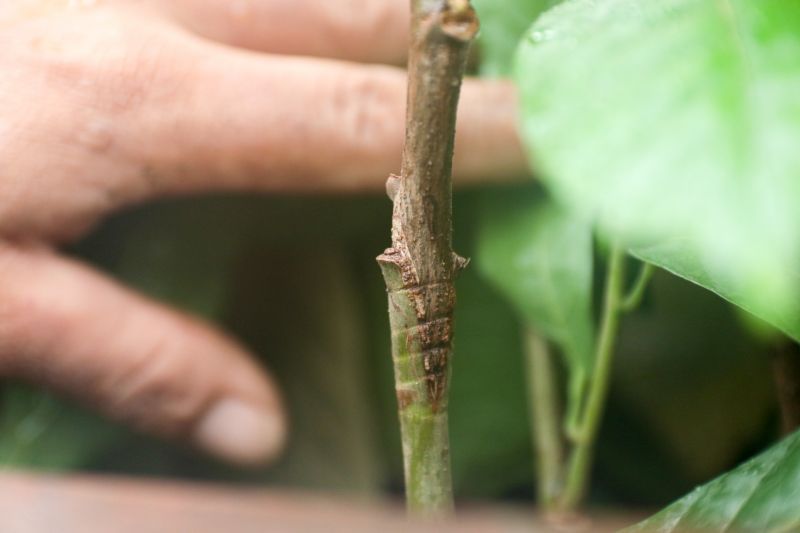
[377,0,478,517]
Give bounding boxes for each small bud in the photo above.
[453,253,470,275]
[441,0,479,42]
[386,173,401,202]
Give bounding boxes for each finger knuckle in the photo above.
[333,68,401,155]
[23,10,179,115]
[106,330,210,436]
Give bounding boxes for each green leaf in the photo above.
[634,240,800,342]
[476,186,594,413]
[473,0,562,77]
[626,429,800,532]
[515,0,800,340]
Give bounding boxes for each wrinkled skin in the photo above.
[0,0,525,464]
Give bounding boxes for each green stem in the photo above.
[559,247,627,511]
[401,408,453,513]
[619,262,654,312]
[524,329,565,508]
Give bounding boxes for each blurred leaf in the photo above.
[473,0,562,77]
[448,259,534,498]
[515,0,800,340]
[627,429,800,532]
[634,241,800,342]
[476,186,594,421]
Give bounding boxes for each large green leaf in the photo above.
[476,186,594,410]
[627,429,800,532]
[515,0,800,340]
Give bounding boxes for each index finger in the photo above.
[122,47,527,202]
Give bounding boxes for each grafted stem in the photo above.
[377,0,478,517]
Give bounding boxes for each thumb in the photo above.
[0,244,285,465]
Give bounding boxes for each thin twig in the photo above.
[559,247,626,511]
[619,262,654,312]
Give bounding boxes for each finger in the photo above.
[150,0,409,65]
[123,44,527,202]
[0,244,286,466]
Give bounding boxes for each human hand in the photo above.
[0,0,525,465]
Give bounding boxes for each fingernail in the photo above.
[194,399,285,465]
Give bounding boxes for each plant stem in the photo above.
[524,328,564,508]
[377,0,478,517]
[559,247,627,511]
[619,262,654,312]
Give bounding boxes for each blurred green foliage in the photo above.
[516,0,800,342]
[473,0,598,442]
[472,0,561,77]
[513,0,800,525]
[476,185,594,435]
